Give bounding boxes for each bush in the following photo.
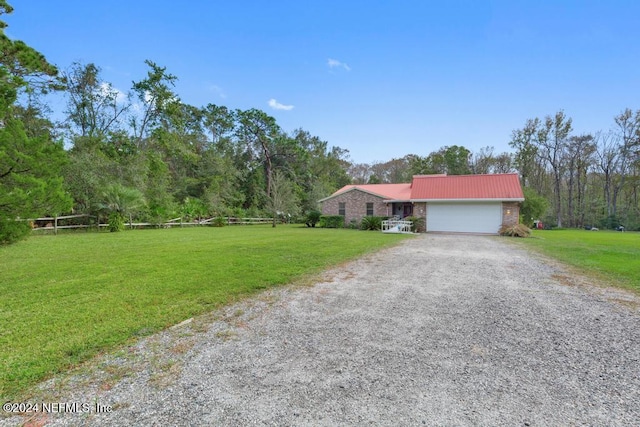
[305,210,321,227]
[360,216,383,231]
[230,207,247,218]
[499,223,531,237]
[211,216,226,227]
[0,217,31,245]
[520,188,549,227]
[319,215,344,228]
[405,216,425,233]
[108,212,125,232]
[598,215,620,230]
[348,218,360,229]
[542,216,557,229]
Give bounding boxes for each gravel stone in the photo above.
[2,234,639,426]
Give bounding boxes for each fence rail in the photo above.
[31,215,277,234]
[382,219,413,234]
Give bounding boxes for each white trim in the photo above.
[411,198,524,203]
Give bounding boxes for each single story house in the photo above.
[319,173,524,234]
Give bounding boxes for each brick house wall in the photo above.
[321,189,390,226]
[501,202,520,227]
[321,191,521,231]
[413,202,427,232]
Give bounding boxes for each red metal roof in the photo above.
[410,173,524,200]
[329,183,412,200]
[323,174,524,202]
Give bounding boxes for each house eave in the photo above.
[382,199,412,203]
[410,198,525,203]
[319,186,398,202]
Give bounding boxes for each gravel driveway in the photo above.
[3,234,640,426]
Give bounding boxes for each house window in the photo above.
[338,202,345,216]
[366,202,374,216]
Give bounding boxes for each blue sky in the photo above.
[6,1,640,163]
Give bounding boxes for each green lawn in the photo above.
[517,229,640,292]
[0,225,412,399]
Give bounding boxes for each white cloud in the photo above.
[328,58,351,71]
[143,90,154,104]
[208,84,227,99]
[268,98,294,111]
[98,82,127,104]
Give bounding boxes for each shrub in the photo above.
[108,212,125,232]
[542,216,557,229]
[231,207,247,219]
[499,223,531,237]
[319,215,344,228]
[405,216,425,233]
[211,216,226,227]
[348,218,360,229]
[305,210,321,227]
[360,216,384,231]
[598,215,620,230]
[0,217,31,245]
[520,187,549,227]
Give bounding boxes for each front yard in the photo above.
[0,225,412,399]
[516,229,639,292]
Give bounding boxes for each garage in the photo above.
[427,202,502,234]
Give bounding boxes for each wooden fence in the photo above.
[30,215,277,234]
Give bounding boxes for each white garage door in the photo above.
[427,202,502,234]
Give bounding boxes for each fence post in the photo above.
[54,216,58,235]
[180,217,183,228]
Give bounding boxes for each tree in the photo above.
[442,145,471,175]
[509,118,540,188]
[612,109,640,218]
[470,146,495,174]
[520,187,549,227]
[234,108,281,198]
[537,111,572,227]
[130,60,179,147]
[347,162,373,184]
[368,156,414,183]
[99,183,146,231]
[564,134,595,227]
[64,62,129,140]
[492,152,515,173]
[202,103,234,149]
[594,131,620,219]
[0,2,63,103]
[409,145,471,175]
[264,170,299,227]
[0,2,72,244]
[469,147,514,174]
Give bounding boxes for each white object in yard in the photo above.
[382,219,413,234]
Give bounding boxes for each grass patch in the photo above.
[0,225,412,399]
[516,229,640,292]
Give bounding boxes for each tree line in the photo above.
[60,60,352,231]
[509,110,639,229]
[345,109,640,230]
[1,2,639,244]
